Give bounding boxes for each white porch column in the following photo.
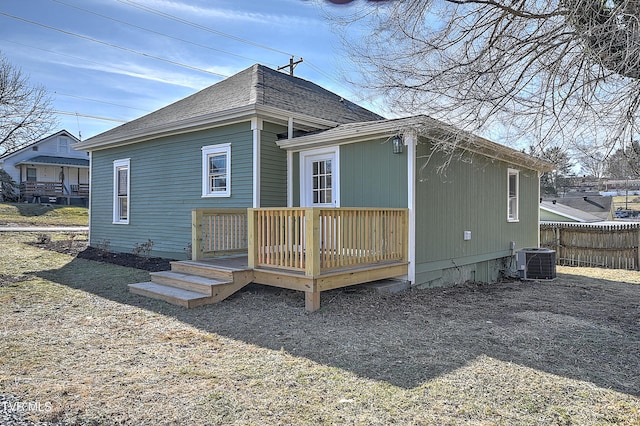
[406,131,417,285]
[287,117,294,207]
[252,117,263,208]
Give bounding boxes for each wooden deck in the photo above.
[131,207,410,311]
[129,255,408,311]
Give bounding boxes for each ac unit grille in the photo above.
[517,248,556,280]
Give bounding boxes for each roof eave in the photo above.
[76,105,342,151]
[75,105,260,151]
[539,206,586,222]
[15,160,89,168]
[278,116,556,172]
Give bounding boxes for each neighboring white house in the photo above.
[0,130,90,204]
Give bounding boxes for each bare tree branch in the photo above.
[0,52,57,154]
[328,0,640,165]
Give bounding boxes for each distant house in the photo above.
[540,200,604,222]
[0,130,89,205]
[541,195,614,222]
[76,64,553,311]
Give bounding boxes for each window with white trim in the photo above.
[113,159,130,224]
[58,137,70,153]
[202,144,231,197]
[507,168,519,222]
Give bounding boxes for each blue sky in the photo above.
[0,0,382,141]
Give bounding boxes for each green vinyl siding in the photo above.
[340,139,408,208]
[413,138,540,286]
[288,139,408,208]
[89,123,253,259]
[260,122,288,207]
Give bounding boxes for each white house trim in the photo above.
[299,146,340,208]
[252,117,263,208]
[405,131,417,285]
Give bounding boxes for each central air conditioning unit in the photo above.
[516,248,556,280]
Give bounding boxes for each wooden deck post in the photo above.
[305,290,320,312]
[304,208,321,312]
[305,208,321,277]
[191,209,203,261]
[247,209,257,269]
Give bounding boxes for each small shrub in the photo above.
[132,239,154,258]
[95,239,111,257]
[67,233,76,250]
[36,234,51,245]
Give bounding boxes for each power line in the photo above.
[54,91,150,113]
[0,11,229,78]
[117,0,294,57]
[53,111,128,123]
[49,0,278,68]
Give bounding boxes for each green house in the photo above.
[76,64,553,310]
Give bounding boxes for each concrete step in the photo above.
[129,282,211,308]
[149,271,230,296]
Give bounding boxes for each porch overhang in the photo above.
[277,115,555,173]
[15,155,89,168]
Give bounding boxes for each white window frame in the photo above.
[507,168,519,222]
[299,146,340,207]
[58,137,70,153]
[113,159,130,224]
[202,143,231,198]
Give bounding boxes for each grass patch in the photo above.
[1,233,639,425]
[0,202,88,226]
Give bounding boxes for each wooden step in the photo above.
[129,278,251,308]
[129,258,254,308]
[128,282,211,308]
[149,271,230,296]
[170,260,236,280]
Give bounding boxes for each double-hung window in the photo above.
[507,168,519,222]
[113,159,130,224]
[202,144,231,197]
[58,137,70,153]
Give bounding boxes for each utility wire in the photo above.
[117,0,294,57]
[53,110,128,122]
[50,0,278,68]
[0,11,229,78]
[54,91,150,113]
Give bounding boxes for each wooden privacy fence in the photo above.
[540,222,640,270]
[248,207,409,276]
[192,209,248,259]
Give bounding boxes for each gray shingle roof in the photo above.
[544,196,613,221]
[16,155,89,167]
[540,200,603,222]
[83,64,384,147]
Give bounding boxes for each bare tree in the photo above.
[328,0,640,160]
[0,52,57,154]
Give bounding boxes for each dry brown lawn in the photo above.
[1,232,639,425]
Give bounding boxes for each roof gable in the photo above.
[79,64,384,150]
[0,129,80,160]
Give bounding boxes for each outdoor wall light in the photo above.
[392,135,403,154]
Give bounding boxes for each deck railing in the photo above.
[20,181,64,197]
[20,182,89,198]
[192,209,248,260]
[248,207,409,276]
